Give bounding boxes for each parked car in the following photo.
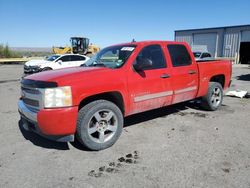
[24,54,89,74]
[193,51,212,61]
[18,41,232,150]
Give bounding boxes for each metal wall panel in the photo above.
[193,33,217,57]
[223,31,240,57]
[241,30,250,42]
[175,34,192,45]
[175,25,250,59]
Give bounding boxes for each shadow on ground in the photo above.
[236,74,250,81]
[124,100,201,127]
[18,100,202,151]
[18,120,70,150]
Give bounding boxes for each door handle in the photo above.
[160,74,170,79]
[188,70,197,75]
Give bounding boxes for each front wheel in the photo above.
[201,82,223,111]
[76,100,123,151]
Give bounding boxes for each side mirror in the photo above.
[57,60,62,64]
[133,58,152,71]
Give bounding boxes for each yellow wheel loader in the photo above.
[52,37,100,56]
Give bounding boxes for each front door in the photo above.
[56,55,73,68]
[127,44,173,115]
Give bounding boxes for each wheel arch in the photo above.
[210,74,225,88]
[78,91,125,115]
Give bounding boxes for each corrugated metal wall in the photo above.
[223,31,240,57]
[193,33,217,57]
[241,30,250,41]
[175,35,192,45]
[175,25,250,60]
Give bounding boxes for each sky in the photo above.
[0,0,250,48]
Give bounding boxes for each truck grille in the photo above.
[23,98,39,107]
[21,85,43,112]
[21,87,40,94]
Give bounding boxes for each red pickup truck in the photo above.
[18,41,232,150]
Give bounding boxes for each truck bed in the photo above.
[196,60,232,97]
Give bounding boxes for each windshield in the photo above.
[193,52,201,58]
[84,45,136,68]
[46,55,60,61]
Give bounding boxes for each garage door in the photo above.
[193,33,217,57]
[241,30,250,42]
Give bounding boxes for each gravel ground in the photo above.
[0,64,250,188]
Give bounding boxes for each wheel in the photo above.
[201,82,223,111]
[42,67,52,71]
[76,100,123,151]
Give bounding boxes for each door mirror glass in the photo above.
[57,60,62,64]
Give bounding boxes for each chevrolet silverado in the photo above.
[18,41,232,150]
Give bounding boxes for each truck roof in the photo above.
[110,40,187,47]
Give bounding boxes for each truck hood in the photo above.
[25,66,110,85]
[25,59,50,66]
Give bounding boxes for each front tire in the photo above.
[76,100,123,151]
[201,82,223,111]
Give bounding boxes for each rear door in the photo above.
[167,44,199,104]
[127,44,173,114]
[70,55,87,66]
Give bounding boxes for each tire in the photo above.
[201,82,223,111]
[76,100,123,151]
[42,67,52,71]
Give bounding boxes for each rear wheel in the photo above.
[76,100,123,151]
[201,82,223,111]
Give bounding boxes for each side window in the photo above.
[135,45,166,70]
[71,55,86,61]
[205,53,211,58]
[70,56,78,61]
[167,45,192,67]
[59,55,71,62]
[78,56,86,61]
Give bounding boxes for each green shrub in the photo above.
[0,44,24,58]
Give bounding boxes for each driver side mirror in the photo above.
[57,60,62,64]
[133,57,152,71]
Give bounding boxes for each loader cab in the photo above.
[70,37,89,54]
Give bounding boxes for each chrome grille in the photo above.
[21,87,40,94]
[21,85,43,111]
[23,98,39,107]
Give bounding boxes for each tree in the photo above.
[3,44,11,58]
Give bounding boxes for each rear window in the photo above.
[167,45,192,67]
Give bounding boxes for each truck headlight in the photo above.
[44,86,72,108]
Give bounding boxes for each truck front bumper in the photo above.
[18,100,78,142]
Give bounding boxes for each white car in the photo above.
[193,51,213,61]
[24,54,89,74]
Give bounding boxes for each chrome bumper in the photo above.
[18,100,37,123]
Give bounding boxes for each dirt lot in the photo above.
[0,64,250,188]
